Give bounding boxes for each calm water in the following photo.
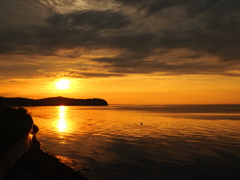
[26,105,240,180]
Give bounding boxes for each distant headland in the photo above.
[0,96,108,106]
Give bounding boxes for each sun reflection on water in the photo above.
[58,106,67,132]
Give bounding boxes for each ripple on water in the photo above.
[28,105,240,180]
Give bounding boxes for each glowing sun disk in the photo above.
[56,79,70,90]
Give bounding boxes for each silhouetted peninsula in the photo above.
[0,96,108,106]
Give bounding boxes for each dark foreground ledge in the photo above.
[3,136,87,180]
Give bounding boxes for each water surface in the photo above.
[27,105,240,180]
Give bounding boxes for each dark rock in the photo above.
[3,136,87,180]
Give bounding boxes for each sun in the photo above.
[55,79,70,90]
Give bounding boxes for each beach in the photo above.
[3,136,87,180]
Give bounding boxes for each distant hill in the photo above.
[0,96,108,106]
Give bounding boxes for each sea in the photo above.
[26,105,240,180]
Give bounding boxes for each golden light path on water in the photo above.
[56,105,76,146]
[57,106,67,132]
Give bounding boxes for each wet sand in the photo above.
[3,136,87,180]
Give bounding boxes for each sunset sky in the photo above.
[0,0,240,104]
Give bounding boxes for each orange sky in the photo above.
[1,74,240,104]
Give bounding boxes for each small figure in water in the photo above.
[140,122,142,125]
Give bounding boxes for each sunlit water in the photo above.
[26,105,240,180]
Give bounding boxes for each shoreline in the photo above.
[3,136,87,180]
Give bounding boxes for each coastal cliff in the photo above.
[0,96,108,106]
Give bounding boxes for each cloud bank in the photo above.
[0,0,240,78]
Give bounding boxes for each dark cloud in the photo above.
[80,72,124,78]
[117,0,240,62]
[115,0,189,14]
[46,10,130,30]
[0,0,70,28]
[45,71,123,78]
[93,53,235,76]
[0,9,131,56]
[115,0,240,17]
[0,0,240,77]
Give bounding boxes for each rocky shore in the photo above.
[3,136,87,180]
